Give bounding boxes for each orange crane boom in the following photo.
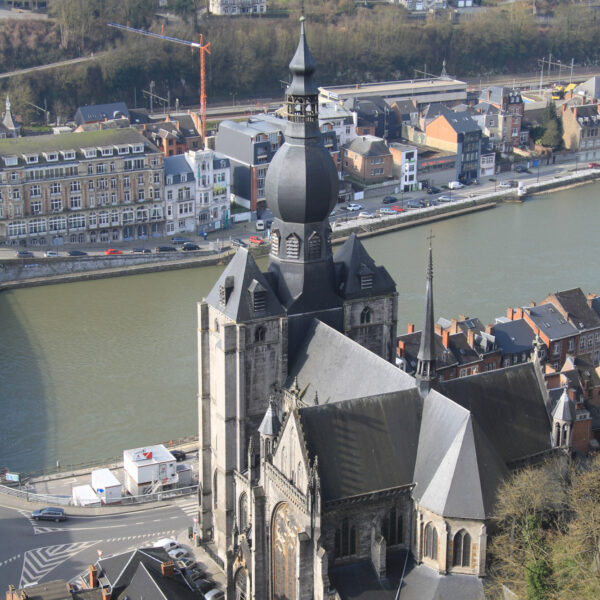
[108,22,211,145]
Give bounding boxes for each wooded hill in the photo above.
[3,0,600,124]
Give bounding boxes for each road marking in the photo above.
[19,541,98,588]
[0,554,21,568]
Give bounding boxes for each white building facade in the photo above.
[209,0,266,15]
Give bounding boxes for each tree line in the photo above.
[3,2,600,124]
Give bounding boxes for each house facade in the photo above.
[208,0,267,14]
[342,135,393,184]
[0,128,165,245]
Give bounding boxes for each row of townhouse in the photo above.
[397,288,600,384]
[0,128,230,246]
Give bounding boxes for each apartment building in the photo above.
[208,0,266,15]
[0,129,164,246]
[562,103,600,160]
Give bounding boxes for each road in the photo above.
[0,500,198,591]
[0,52,107,81]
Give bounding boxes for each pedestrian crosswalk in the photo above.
[19,542,97,588]
[17,510,64,535]
[174,499,198,520]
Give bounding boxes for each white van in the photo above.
[448,181,464,190]
[255,219,265,231]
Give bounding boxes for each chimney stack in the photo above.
[515,307,524,319]
[442,329,450,348]
[485,323,493,334]
[407,323,414,333]
[397,340,405,357]
[89,565,98,589]
[450,318,459,334]
[101,589,111,600]
[507,307,514,320]
[161,561,175,577]
[587,292,596,308]
[529,300,536,307]
[434,324,443,336]
[467,329,475,348]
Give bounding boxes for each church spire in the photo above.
[416,236,437,398]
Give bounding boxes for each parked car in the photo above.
[176,557,196,571]
[104,248,123,255]
[131,248,151,254]
[168,548,190,561]
[346,203,363,211]
[188,573,216,594]
[358,211,373,219]
[391,205,405,213]
[249,236,264,245]
[155,246,177,253]
[31,507,66,522]
[153,538,179,551]
[407,200,424,209]
[426,186,441,195]
[15,250,34,258]
[181,243,200,251]
[379,207,395,215]
[67,250,88,256]
[514,165,529,173]
[498,181,512,188]
[255,219,265,231]
[231,238,247,248]
[204,591,225,600]
[171,450,186,462]
[448,181,464,190]
[44,250,60,257]
[382,196,397,204]
[438,195,452,202]
[171,236,192,244]
[589,162,600,168]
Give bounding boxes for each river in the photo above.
[1,184,599,472]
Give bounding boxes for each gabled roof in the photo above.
[75,102,129,124]
[525,303,578,340]
[286,319,415,404]
[398,562,485,600]
[204,248,284,322]
[343,135,389,157]
[547,288,600,331]
[299,389,422,501]
[333,233,396,299]
[493,318,535,354]
[437,363,552,464]
[121,561,198,600]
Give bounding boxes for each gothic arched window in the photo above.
[239,493,248,531]
[424,523,437,560]
[254,326,266,342]
[452,529,471,567]
[234,568,248,600]
[382,507,403,546]
[334,518,358,558]
[360,307,372,324]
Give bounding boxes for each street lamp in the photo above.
[230,92,237,107]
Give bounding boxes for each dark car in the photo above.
[31,507,66,522]
[171,236,192,244]
[514,165,529,173]
[67,250,88,257]
[171,450,186,462]
[426,186,441,195]
[131,248,151,254]
[156,246,177,253]
[382,196,397,204]
[407,200,425,209]
[181,243,200,251]
[15,250,34,258]
[231,238,247,248]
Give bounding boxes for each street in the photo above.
[0,500,198,591]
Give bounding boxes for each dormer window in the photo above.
[248,279,267,315]
[4,156,18,166]
[285,233,300,259]
[131,144,144,154]
[25,154,38,164]
[117,145,129,155]
[61,150,76,161]
[43,152,58,162]
[219,275,234,307]
[100,147,113,157]
[83,148,97,159]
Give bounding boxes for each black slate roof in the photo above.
[287,320,414,404]
[75,102,129,125]
[493,318,535,355]
[119,561,198,600]
[437,363,552,464]
[344,135,390,157]
[299,390,422,501]
[333,233,396,299]
[548,288,600,331]
[525,303,578,340]
[204,248,284,322]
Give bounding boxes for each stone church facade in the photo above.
[197,21,557,600]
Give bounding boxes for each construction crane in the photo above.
[107,22,211,143]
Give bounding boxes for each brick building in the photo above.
[342,135,393,184]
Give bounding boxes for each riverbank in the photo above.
[1,167,598,291]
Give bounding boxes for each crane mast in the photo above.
[107,22,211,145]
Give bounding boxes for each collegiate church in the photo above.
[197,21,557,599]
